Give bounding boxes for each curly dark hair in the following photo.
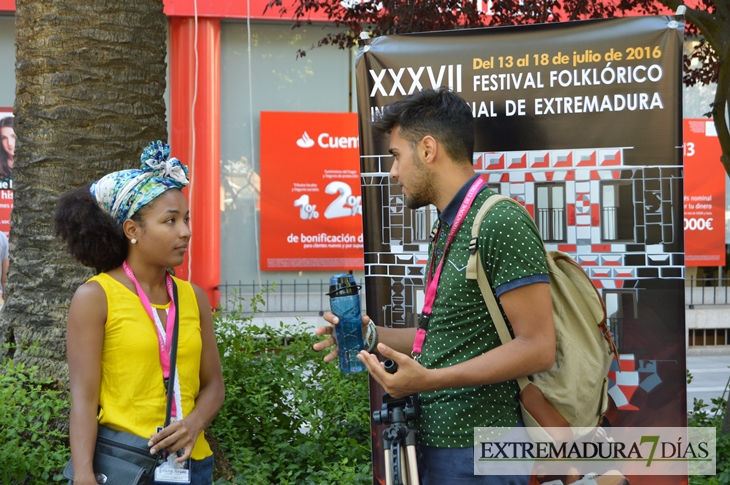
[53,184,149,273]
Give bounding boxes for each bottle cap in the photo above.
[327,273,360,297]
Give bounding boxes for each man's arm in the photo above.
[358,281,555,398]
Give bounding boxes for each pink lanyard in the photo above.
[412,176,485,356]
[122,261,178,415]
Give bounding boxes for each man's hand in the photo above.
[313,311,370,363]
[357,343,437,398]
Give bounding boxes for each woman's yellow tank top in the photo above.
[90,273,212,460]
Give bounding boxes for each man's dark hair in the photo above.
[372,87,474,163]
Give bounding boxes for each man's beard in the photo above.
[404,153,438,210]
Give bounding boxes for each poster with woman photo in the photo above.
[0,109,13,238]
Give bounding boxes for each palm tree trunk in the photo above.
[2,0,168,381]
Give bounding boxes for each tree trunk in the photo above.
[205,428,236,481]
[2,0,168,381]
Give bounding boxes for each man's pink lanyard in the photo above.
[122,261,178,417]
[412,176,485,356]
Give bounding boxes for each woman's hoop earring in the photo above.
[130,238,137,245]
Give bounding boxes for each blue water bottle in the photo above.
[328,274,366,373]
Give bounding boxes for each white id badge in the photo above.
[154,426,191,484]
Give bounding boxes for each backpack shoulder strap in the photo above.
[466,193,532,281]
[465,194,510,281]
[466,194,530,390]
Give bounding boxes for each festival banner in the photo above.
[259,111,364,271]
[356,16,686,485]
[684,118,726,267]
[0,108,13,239]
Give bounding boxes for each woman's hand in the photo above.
[148,418,199,463]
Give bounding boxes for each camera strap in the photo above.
[412,176,485,356]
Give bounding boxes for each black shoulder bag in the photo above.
[64,279,181,485]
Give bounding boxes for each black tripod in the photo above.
[372,359,421,485]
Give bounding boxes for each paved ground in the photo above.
[687,352,730,412]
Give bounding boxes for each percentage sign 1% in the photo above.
[346,195,362,216]
[294,195,320,220]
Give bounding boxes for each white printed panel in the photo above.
[510,183,525,195]
[577,227,592,240]
[575,169,592,181]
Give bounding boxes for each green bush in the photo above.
[688,395,730,485]
[211,291,372,484]
[0,355,70,484]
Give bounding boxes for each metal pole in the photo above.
[384,448,393,485]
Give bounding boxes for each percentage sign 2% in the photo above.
[346,195,362,216]
[294,194,320,220]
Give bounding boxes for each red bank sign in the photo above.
[684,118,726,267]
[259,112,364,271]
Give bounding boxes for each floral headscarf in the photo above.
[90,141,189,225]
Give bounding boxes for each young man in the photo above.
[315,87,555,484]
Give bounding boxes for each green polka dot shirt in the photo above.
[416,176,549,448]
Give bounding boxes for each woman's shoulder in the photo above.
[171,275,211,314]
[170,275,204,307]
[84,270,139,302]
[87,271,122,291]
[70,278,108,312]
[170,274,196,296]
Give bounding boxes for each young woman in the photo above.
[54,141,225,485]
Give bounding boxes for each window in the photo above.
[413,205,438,242]
[689,329,729,347]
[602,182,634,241]
[535,184,565,242]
